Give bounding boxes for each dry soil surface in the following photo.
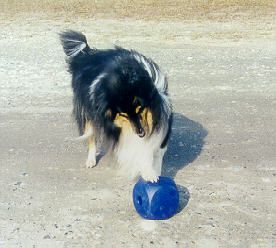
[0,2,276,248]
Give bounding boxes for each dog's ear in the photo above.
[59,30,90,57]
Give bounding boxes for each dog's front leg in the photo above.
[86,136,97,168]
[153,147,167,177]
[140,154,159,183]
[84,121,97,168]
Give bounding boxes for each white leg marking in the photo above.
[140,155,159,183]
[153,146,167,177]
[86,138,97,168]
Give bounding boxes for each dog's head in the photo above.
[102,56,158,138]
[112,97,151,138]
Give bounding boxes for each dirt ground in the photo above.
[0,1,275,248]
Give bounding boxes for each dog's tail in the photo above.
[59,30,90,58]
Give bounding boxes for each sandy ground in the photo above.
[0,2,276,248]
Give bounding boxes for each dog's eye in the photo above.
[135,105,144,114]
[133,97,144,107]
[135,105,141,114]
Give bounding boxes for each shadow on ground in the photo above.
[162,113,208,212]
[162,113,208,177]
[177,185,190,214]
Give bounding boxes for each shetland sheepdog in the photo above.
[60,30,172,182]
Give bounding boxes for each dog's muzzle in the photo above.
[137,127,145,138]
[131,115,145,138]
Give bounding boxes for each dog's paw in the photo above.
[140,170,159,183]
[86,159,97,169]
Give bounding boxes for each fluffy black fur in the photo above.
[60,30,172,147]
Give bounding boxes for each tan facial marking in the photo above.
[135,105,142,114]
[114,113,130,128]
[114,107,153,136]
[140,108,153,134]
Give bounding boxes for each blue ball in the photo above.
[133,176,179,220]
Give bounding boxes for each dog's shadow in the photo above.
[162,113,208,213]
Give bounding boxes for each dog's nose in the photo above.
[137,128,145,138]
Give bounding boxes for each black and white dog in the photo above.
[60,30,172,182]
